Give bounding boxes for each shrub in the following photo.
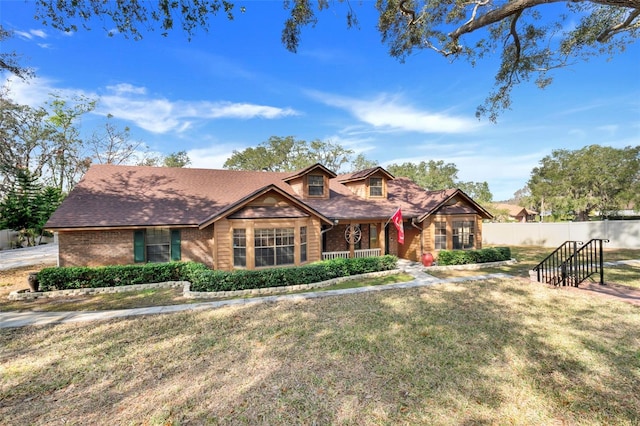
[189,255,398,292]
[37,262,203,292]
[36,256,398,293]
[436,247,511,266]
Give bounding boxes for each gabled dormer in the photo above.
[283,163,337,200]
[338,167,395,199]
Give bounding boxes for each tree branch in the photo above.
[449,0,640,46]
[596,9,640,41]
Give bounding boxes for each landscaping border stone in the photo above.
[8,270,403,301]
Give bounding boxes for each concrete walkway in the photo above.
[1,253,637,329]
[0,259,511,328]
[0,243,58,271]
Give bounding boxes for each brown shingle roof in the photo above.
[46,164,492,229]
[337,166,395,183]
[46,165,293,229]
[492,203,538,217]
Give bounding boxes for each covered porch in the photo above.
[320,220,409,260]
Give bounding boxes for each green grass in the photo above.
[0,273,415,312]
[427,246,640,288]
[604,265,640,289]
[1,277,638,425]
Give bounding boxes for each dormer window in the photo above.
[369,177,383,197]
[308,175,324,196]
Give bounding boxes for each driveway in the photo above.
[0,244,58,271]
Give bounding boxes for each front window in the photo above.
[233,228,246,267]
[435,221,447,250]
[369,177,383,197]
[453,220,475,250]
[255,228,295,267]
[146,228,171,262]
[308,175,324,196]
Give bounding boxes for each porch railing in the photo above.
[322,248,382,260]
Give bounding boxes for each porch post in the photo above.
[349,222,355,258]
[379,221,386,256]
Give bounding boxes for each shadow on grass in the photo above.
[1,277,639,425]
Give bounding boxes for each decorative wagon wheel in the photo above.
[344,224,362,245]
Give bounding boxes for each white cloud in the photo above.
[99,86,300,133]
[14,29,48,40]
[2,77,300,134]
[207,102,297,119]
[187,146,235,169]
[106,83,147,95]
[308,91,480,134]
[30,29,47,39]
[2,76,89,107]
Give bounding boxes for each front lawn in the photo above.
[0,271,414,312]
[1,277,638,425]
[428,246,640,288]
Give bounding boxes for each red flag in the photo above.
[391,208,404,244]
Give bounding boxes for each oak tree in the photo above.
[224,136,367,172]
[528,144,640,220]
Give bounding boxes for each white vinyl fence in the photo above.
[483,220,640,249]
[0,229,19,250]
[0,229,56,250]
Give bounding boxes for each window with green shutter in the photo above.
[134,228,181,263]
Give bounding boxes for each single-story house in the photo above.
[45,163,493,270]
[491,203,538,223]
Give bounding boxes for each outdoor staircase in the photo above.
[532,239,609,287]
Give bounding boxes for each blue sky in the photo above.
[2,1,639,200]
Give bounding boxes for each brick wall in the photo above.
[59,230,133,267]
[181,226,214,267]
[324,224,374,253]
[58,227,214,267]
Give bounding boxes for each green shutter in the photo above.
[134,230,145,263]
[171,229,181,261]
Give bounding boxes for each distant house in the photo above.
[492,203,538,223]
[45,164,492,270]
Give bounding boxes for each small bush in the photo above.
[437,247,511,266]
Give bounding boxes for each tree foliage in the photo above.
[46,94,97,192]
[163,150,192,168]
[223,136,371,172]
[137,150,193,168]
[89,114,143,165]
[528,144,640,220]
[0,169,62,246]
[0,26,33,79]
[387,160,493,203]
[31,0,640,120]
[387,160,458,190]
[0,92,55,194]
[457,181,493,206]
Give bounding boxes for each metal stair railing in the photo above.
[532,239,609,287]
[532,241,582,286]
[563,238,609,286]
